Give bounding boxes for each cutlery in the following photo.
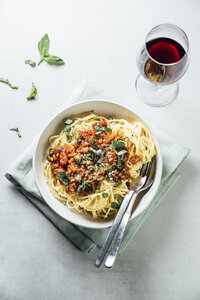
[94,157,155,268]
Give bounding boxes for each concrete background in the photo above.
[0,0,200,299]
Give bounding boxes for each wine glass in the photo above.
[135,24,190,106]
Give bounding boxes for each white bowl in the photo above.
[33,100,162,229]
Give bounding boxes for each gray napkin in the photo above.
[5,79,190,254]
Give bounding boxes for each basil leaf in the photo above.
[44,54,65,65]
[117,149,127,156]
[63,125,71,132]
[84,152,94,161]
[76,180,92,195]
[27,82,37,100]
[117,156,122,167]
[58,148,63,152]
[90,147,102,156]
[76,118,82,123]
[37,34,64,66]
[99,165,112,171]
[57,173,69,186]
[111,197,123,209]
[105,126,112,132]
[65,128,76,142]
[90,139,96,147]
[97,150,106,164]
[102,192,108,198]
[25,60,36,67]
[38,34,49,56]
[95,122,112,135]
[111,202,120,209]
[76,134,82,142]
[64,119,73,125]
[111,140,125,152]
[63,120,74,141]
[119,196,124,204]
[10,127,22,138]
[70,128,76,136]
[0,78,18,89]
[108,171,114,185]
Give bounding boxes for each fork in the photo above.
[94,157,155,268]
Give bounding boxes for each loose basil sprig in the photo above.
[25,60,36,67]
[0,78,18,89]
[38,34,65,66]
[10,127,22,138]
[27,82,37,100]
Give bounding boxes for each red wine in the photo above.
[146,37,185,64]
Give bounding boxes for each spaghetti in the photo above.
[43,112,155,219]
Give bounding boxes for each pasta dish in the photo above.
[43,112,155,219]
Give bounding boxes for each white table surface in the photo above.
[0,0,200,299]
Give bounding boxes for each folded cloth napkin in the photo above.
[5,79,190,254]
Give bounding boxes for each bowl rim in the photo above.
[33,99,163,229]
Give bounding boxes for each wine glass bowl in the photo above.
[136,24,190,106]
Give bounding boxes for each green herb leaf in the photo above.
[111,140,125,153]
[76,180,92,195]
[25,59,36,67]
[65,128,76,142]
[0,78,18,89]
[117,149,127,156]
[95,164,99,172]
[27,82,37,100]
[38,34,49,55]
[76,134,82,142]
[76,118,82,123]
[58,148,63,152]
[10,127,22,138]
[119,196,124,204]
[117,155,122,167]
[95,122,112,135]
[63,125,71,132]
[64,119,73,125]
[111,197,123,209]
[44,54,65,65]
[38,34,64,66]
[99,165,112,171]
[102,192,109,198]
[111,202,120,209]
[108,171,114,185]
[84,152,94,161]
[97,150,106,164]
[90,147,102,156]
[90,139,96,147]
[57,173,69,186]
[105,126,112,132]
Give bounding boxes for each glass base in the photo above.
[135,75,179,107]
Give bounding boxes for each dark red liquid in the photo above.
[146,37,185,64]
